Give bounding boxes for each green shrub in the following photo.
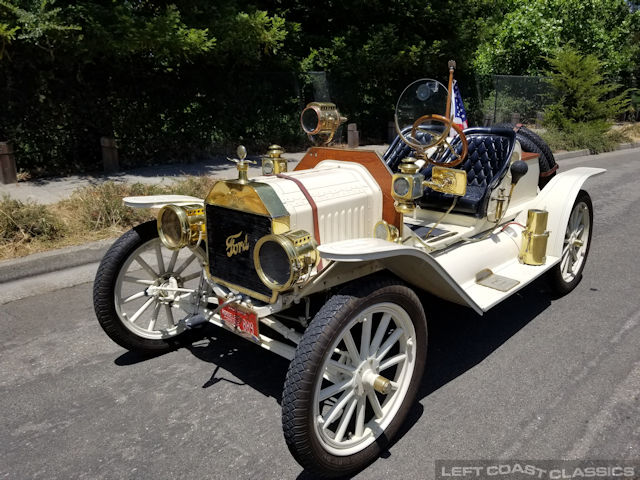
[0,195,65,245]
[542,46,631,153]
[541,123,630,154]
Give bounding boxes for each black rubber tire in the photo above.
[496,123,557,188]
[282,277,427,478]
[548,190,593,296]
[93,220,193,354]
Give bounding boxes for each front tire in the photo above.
[93,220,207,354]
[282,278,427,477]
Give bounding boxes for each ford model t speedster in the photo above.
[93,63,603,477]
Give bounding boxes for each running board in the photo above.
[464,256,560,311]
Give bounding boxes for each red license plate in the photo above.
[218,299,259,342]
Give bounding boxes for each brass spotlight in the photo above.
[300,102,347,145]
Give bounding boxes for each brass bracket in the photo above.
[423,166,467,196]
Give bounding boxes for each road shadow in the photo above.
[417,276,553,400]
[186,326,291,402]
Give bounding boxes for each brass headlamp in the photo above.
[254,229,318,292]
[300,102,347,145]
[157,204,205,250]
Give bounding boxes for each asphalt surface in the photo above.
[2,148,640,479]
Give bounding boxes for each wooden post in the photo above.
[347,123,359,148]
[388,121,396,143]
[510,112,521,124]
[536,111,544,128]
[101,137,119,173]
[0,141,17,184]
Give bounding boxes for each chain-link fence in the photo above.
[474,75,550,126]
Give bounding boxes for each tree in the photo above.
[473,0,640,79]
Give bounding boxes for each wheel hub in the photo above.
[155,275,181,302]
[353,358,391,396]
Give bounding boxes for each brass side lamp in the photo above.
[262,144,287,175]
[391,158,468,215]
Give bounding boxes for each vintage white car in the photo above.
[93,64,602,477]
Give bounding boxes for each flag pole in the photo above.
[445,60,456,138]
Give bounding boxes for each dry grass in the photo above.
[0,175,218,261]
[617,122,640,142]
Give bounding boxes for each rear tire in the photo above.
[282,278,427,478]
[548,190,593,296]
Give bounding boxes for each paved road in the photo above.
[2,149,640,479]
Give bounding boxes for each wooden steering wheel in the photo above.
[408,114,468,168]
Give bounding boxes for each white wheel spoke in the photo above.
[379,353,407,372]
[342,331,361,365]
[326,359,356,376]
[569,246,578,262]
[181,271,202,282]
[322,389,355,427]
[165,304,175,326]
[370,313,391,355]
[366,389,384,419]
[148,302,161,331]
[154,243,165,274]
[334,397,358,443]
[129,297,156,324]
[562,243,570,257]
[354,396,366,437]
[561,251,571,272]
[123,291,148,304]
[167,249,179,273]
[134,255,159,279]
[175,253,197,275]
[376,327,404,361]
[360,315,372,360]
[575,224,585,238]
[123,276,155,285]
[319,378,352,402]
[570,209,580,231]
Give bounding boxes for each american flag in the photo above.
[451,80,468,131]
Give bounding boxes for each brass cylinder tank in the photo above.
[519,209,549,266]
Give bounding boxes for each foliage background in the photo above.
[0,0,638,176]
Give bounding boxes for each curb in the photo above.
[0,238,115,284]
[616,142,640,150]
[554,149,590,160]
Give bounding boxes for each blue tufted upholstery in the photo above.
[383,127,516,218]
[383,125,444,172]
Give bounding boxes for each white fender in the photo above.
[318,239,484,314]
[522,167,605,258]
[123,195,203,209]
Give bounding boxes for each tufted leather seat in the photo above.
[383,127,516,218]
[383,126,444,172]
